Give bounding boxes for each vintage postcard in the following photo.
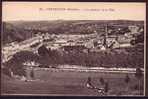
[1,2,146,96]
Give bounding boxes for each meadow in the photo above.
[1,69,144,96]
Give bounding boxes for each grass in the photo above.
[1,69,144,96]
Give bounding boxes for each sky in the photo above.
[2,2,146,21]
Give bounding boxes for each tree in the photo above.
[104,82,109,94]
[30,69,35,79]
[124,74,130,91]
[130,40,136,45]
[5,57,26,77]
[4,51,39,77]
[93,41,98,47]
[125,74,130,84]
[38,45,50,57]
[99,77,105,85]
[135,68,143,80]
[86,76,94,89]
[38,46,53,66]
[87,77,91,84]
[135,68,143,95]
[13,51,39,63]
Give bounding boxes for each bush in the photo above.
[38,65,49,68]
[135,68,143,79]
[131,84,144,90]
[99,77,105,85]
[124,74,130,84]
[30,69,35,79]
[2,68,11,77]
[104,82,109,93]
[11,64,26,76]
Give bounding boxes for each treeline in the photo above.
[37,45,144,68]
[3,44,144,77]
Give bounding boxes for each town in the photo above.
[2,24,144,63]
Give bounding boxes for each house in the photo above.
[23,61,40,67]
[85,39,94,49]
[106,35,118,48]
[100,45,106,50]
[128,25,139,34]
[119,43,131,48]
[55,39,67,44]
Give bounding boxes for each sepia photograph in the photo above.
[1,2,146,96]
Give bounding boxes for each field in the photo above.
[1,69,144,96]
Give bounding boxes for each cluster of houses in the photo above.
[2,25,143,63]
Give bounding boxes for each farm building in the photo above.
[128,25,139,34]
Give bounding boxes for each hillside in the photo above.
[2,20,144,45]
[2,22,33,45]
